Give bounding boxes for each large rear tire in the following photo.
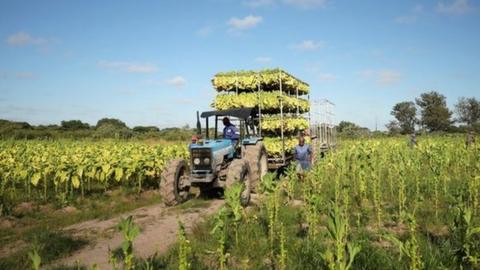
[160,159,190,206]
[244,142,268,192]
[226,159,251,207]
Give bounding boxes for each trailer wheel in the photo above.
[244,142,268,193]
[160,159,190,206]
[226,159,251,207]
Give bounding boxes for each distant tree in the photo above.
[386,120,402,135]
[94,118,131,139]
[133,126,160,133]
[454,97,480,127]
[0,119,31,129]
[96,118,128,129]
[336,121,370,138]
[415,91,452,132]
[35,124,61,131]
[337,121,358,133]
[391,101,417,134]
[158,127,195,141]
[61,120,90,130]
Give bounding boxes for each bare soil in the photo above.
[50,199,224,269]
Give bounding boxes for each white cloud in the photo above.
[395,4,423,24]
[395,15,417,24]
[165,76,187,88]
[291,40,325,51]
[227,15,263,30]
[0,71,36,80]
[175,98,194,105]
[255,56,272,63]
[196,26,213,37]
[243,0,275,8]
[359,69,374,77]
[377,70,402,85]
[244,0,327,9]
[436,0,474,14]
[317,73,336,81]
[15,72,35,79]
[6,31,49,47]
[360,69,402,86]
[98,60,158,74]
[283,0,328,9]
[127,64,158,73]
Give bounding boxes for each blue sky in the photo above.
[0,0,479,130]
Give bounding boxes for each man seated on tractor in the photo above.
[294,135,313,178]
[223,117,240,145]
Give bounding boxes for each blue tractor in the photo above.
[160,108,268,206]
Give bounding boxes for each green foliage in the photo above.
[450,201,480,268]
[132,126,160,133]
[0,140,188,206]
[258,172,277,194]
[0,118,196,141]
[224,182,244,244]
[178,221,191,270]
[148,136,479,270]
[0,227,88,270]
[278,222,287,270]
[94,118,133,139]
[96,118,128,129]
[336,121,371,138]
[391,101,417,134]
[455,97,480,126]
[61,120,90,130]
[384,214,424,270]
[416,91,452,132]
[210,207,229,270]
[28,247,41,270]
[3,135,480,270]
[321,203,361,270]
[386,120,402,135]
[157,127,195,141]
[115,216,140,270]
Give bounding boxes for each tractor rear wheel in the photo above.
[226,159,251,207]
[244,142,268,192]
[160,159,190,206]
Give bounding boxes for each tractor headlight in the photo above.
[193,158,201,165]
[203,158,210,165]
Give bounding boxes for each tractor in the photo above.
[160,107,268,206]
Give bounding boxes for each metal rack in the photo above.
[256,69,309,167]
[311,99,336,151]
[215,69,310,168]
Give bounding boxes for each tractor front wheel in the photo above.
[160,159,190,206]
[226,159,251,207]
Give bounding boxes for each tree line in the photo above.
[0,118,195,141]
[335,91,478,138]
[387,91,479,135]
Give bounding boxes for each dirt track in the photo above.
[51,199,224,269]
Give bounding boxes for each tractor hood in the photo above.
[190,139,235,170]
[190,139,233,152]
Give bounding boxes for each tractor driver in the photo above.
[222,117,240,145]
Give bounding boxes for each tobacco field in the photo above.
[155,136,480,270]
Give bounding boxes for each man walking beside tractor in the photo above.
[294,135,313,177]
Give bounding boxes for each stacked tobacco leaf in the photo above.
[211,69,310,157]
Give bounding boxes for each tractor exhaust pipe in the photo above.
[196,111,201,135]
